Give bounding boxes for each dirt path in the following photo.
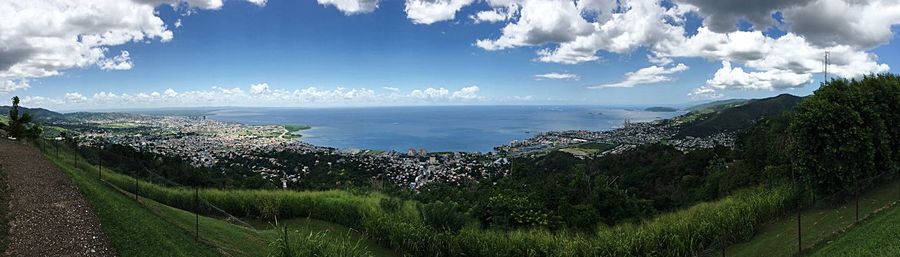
[0,139,115,257]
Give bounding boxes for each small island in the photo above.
[644,106,678,112]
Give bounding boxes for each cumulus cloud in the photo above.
[405,0,476,24]
[318,0,379,15]
[700,61,812,91]
[535,73,580,80]
[674,0,813,32]
[0,0,265,95]
[468,0,895,95]
[469,5,517,23]
[782,0,900,48]
[65,92,88,102]
[99,51,134,71]
[590,63,689,88]
[245,0,268,7]
[476,0,593,51]
[250,83,270,94]
[21,85,486,109]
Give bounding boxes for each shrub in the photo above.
[419,201,467,233]
[379,197,402,213]
[268,228,373,257]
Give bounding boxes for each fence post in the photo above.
[195,187,199,240]
[855,191,860,223]
[797,188,802,254]
[721,235,725,257]
[283,226,291,256]
[134,171,139,201]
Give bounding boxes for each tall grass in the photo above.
[93,162,794,257]
[268,227,374,257]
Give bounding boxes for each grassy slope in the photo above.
[807,202,900,257]
[48,152,222,257]
[44,145,397,257]
[726,180,900,257]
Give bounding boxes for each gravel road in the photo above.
[0,139,115,257]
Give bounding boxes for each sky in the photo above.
[1,0,900,110]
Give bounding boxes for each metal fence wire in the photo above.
[707,169,900,257]
[41,140,263,243]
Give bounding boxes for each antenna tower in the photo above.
[824,51,830,82]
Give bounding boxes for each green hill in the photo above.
[644,106,678,112]
[0,106,68,123]
[677,94,803,137]
[683,98,749,113]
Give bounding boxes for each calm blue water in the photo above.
[206,106,681,153]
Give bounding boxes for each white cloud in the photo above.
[382,87,400,92]
[690,61,813,98]
[245,0,267,7]
[164,88,178,97]
[99,51,134,71]
[535,72,580,80]
[0,80,29,94]
[534,0,688,64]
[590,63,689,88]
[405,0,476,25]
[782,0,900,48]
[451,86,481,100]
[21,85,487,109]
[469,0,893,95]
[250,83,269,94]
[174,19,183,28]
[65,92,88,102]
[0,0,261,94]
[674,0,813,33]
[318,0,379,15]
[476,0,593,51]
[470,5,517,23]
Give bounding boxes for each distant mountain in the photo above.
[0,106,67,123]
[684,98,750,113]
[677,94,804,137]
[644,106,678,112]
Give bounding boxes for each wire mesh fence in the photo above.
[710,170,900,257]
[37,140,266,242]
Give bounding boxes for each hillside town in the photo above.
[63,110,735,189]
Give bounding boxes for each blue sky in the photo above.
[3,0,900,110]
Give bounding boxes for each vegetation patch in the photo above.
[44,146,396,257]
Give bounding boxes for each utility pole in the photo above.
[824,51,830,82]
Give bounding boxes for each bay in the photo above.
[206,105,681,153]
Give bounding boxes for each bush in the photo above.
[268,228,373,257]
[76,153,794,257]
[419,201,467,233]
[379,197,402,213]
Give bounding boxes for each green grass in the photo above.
[807,202,900,257]
[725,180,900,257]
[283,125,311,133]
[0,166,10,253]
[48,150,221,256]
[98,123,138,129]
[39,141,796,257]
[42,143,398,257]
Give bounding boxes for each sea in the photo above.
[205,105,682,153]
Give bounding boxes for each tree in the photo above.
[791,75,900,194]
[0,96,42,139]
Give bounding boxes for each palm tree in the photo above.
[0,96,41,139]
